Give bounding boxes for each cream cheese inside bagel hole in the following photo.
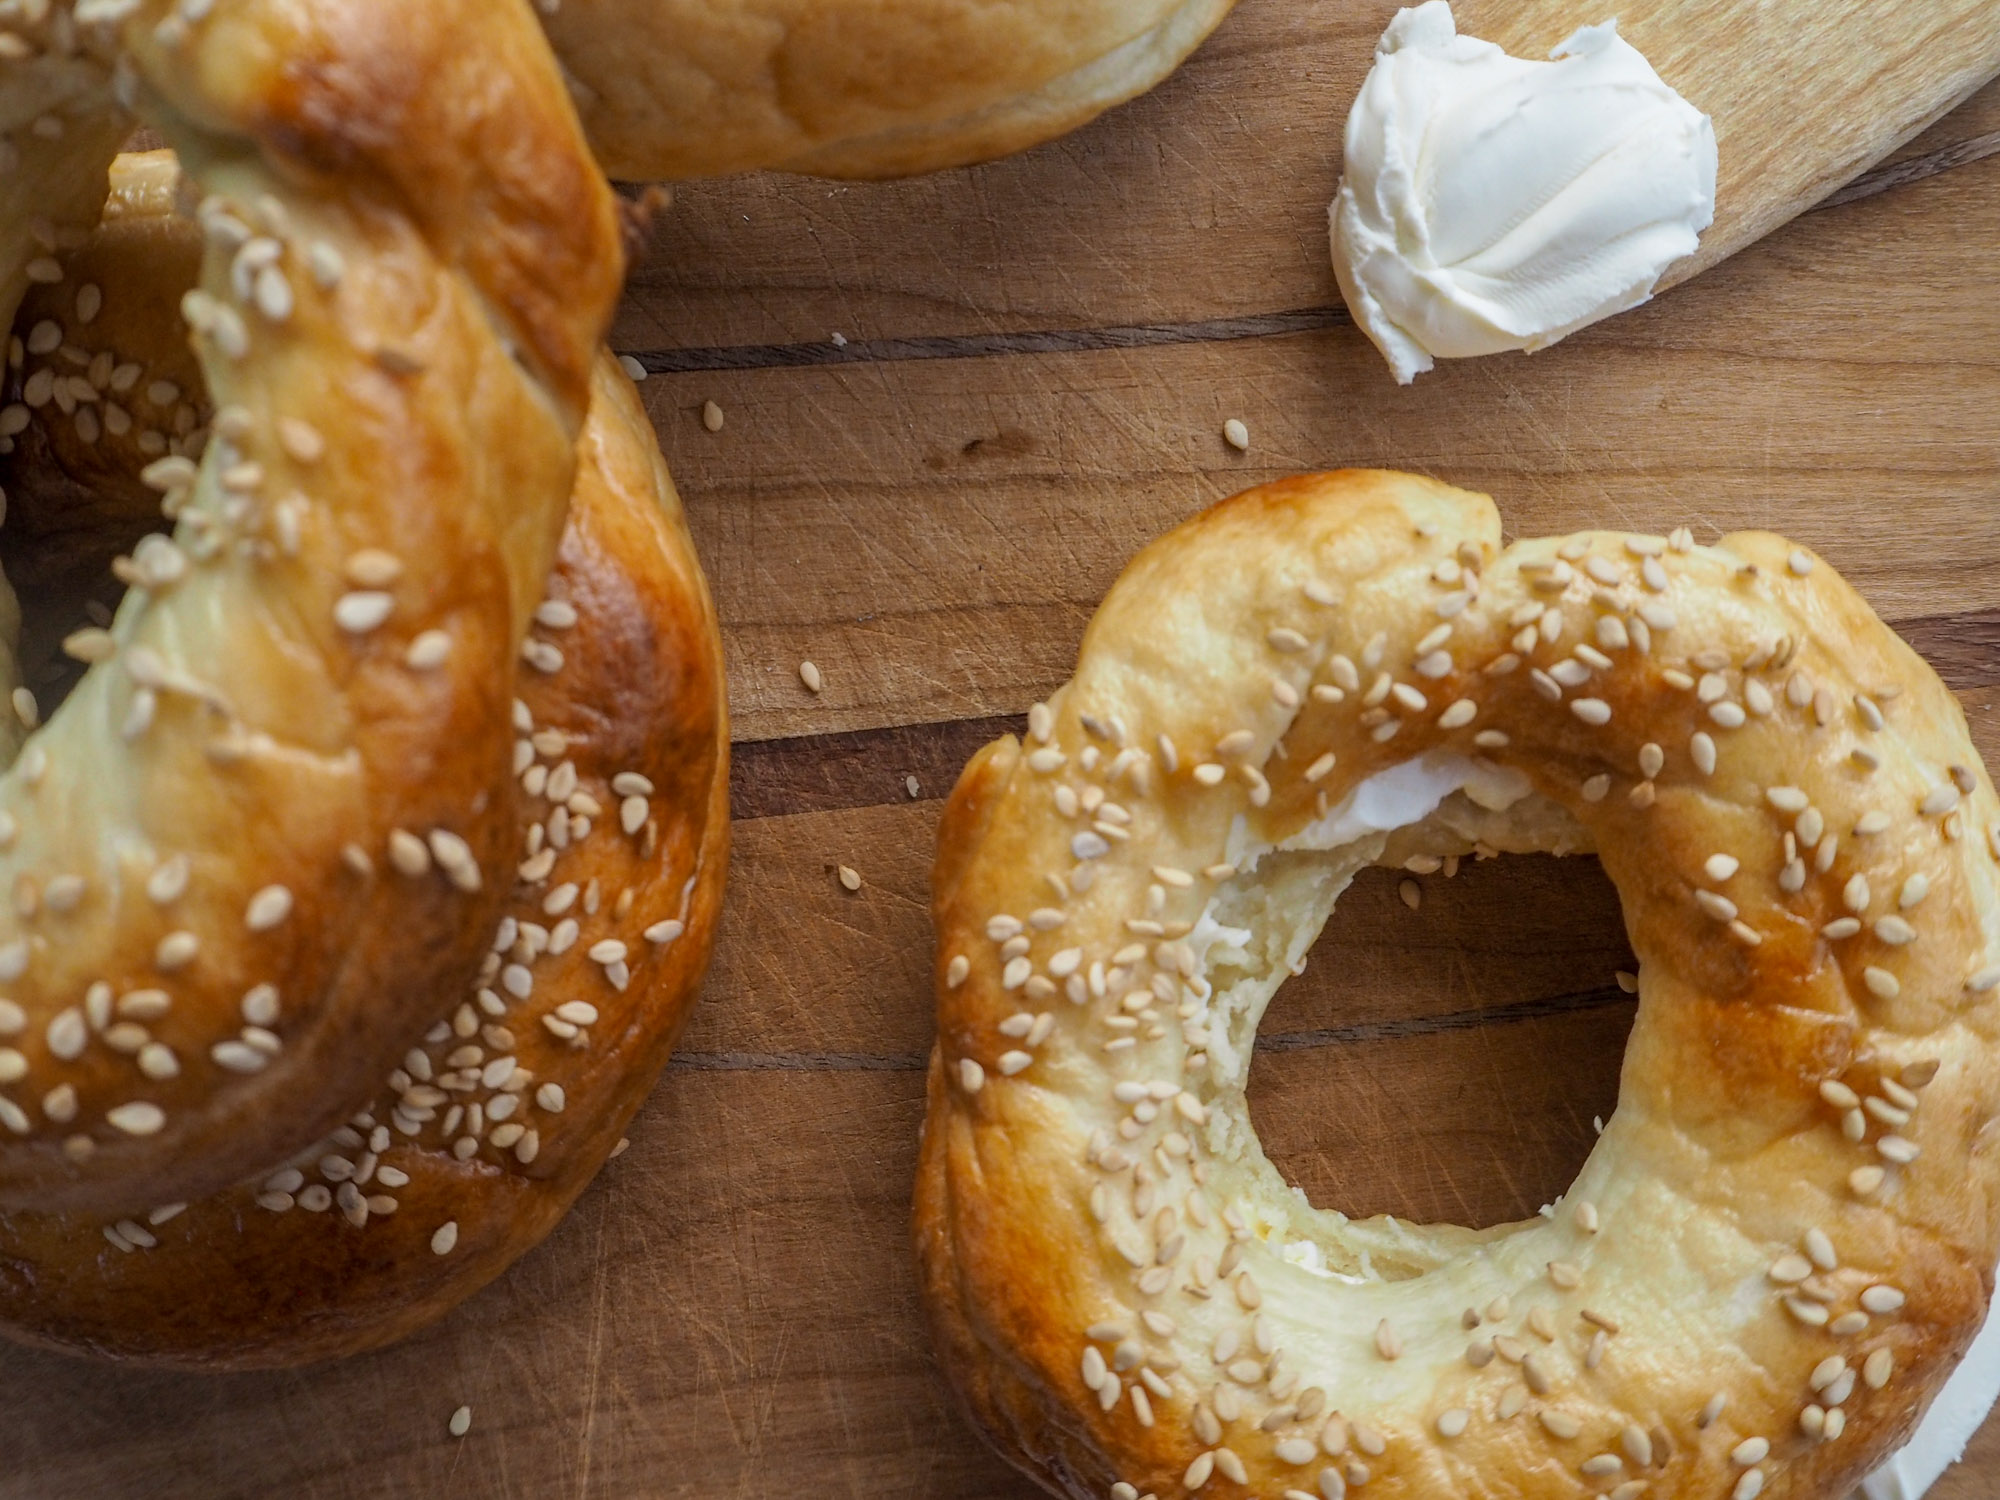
[1200,753,1995,1500]
[1329,1,1717,383]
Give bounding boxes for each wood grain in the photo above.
[5,9,2000,1496]
[652,122,2000,742]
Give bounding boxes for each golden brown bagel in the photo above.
[0,348,729,1368]
[916,471,2000,1500]
[0,0,623,1216]
[541,0,1237,179]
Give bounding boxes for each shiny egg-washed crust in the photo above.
[541,0,1237,180]
[0,0,623,1216]
[0,349,728,1368]
[917,471,2000,1500]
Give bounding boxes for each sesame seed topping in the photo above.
[1539,1409,1581,1441]
[245,884,293,931]
[1864,1348,1895,1388]
[448,1406,472,1438]
[334,591,394,634]
[107,1101,166,1136]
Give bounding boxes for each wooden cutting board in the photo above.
[4,4,2000,1497]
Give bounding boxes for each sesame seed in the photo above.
[1539,1409,1581,1441]
[245,884,293,931]
[1863,967,1900,999]
[701,400,724,432]
[837,865,862,892]
[334,591,393,634]
[1436,1409,1469,1439]
[1222,418,1249,450]
[799,660,822,693]
[1398,879,1420,911]
[107,1101,166,1136]
[1864,1348,1895,1388]
[405,630,451,669]
[1694,890,1738,922]
[1374,1319,1401,1360]
[156,930,199,971]
[1788,549,1815,576]
[448,1406,472,1438]
[1769,1253,1812,1284]
[1874,915,1916,945]
[1861,1284,1905,1313]
[343,549,402,588]
[1921,784,1960,817]
[1735,1470,1765,1500]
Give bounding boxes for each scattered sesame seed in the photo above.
[1222,418,1249,451]
[701,400,724,432]
[448,1405,472,1438]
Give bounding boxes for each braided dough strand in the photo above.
[0,0,623,1215]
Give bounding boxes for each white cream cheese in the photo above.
[1863,1275,2000,1498]
[1329,2,1716,383]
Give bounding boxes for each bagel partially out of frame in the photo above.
[0,352,728,1367]
[0,0,624,1217]
[541,0,1239,179]
[0,148,728,1366]
[917,470,2000,1500]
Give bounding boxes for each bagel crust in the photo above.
[0,1,623,1215]
[0,351,729,1368]
[541,0,1237,179]
[916,472,2000,1500]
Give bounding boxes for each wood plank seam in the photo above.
[727,609,2000,821]
[665,987,1637,1074]
[622,125,2000,376]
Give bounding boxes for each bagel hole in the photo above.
[1246,850,1635,1232]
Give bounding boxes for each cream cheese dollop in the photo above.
[1329,1,1716,383]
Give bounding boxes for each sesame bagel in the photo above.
[540,0,1237,180]
[0,347,728,1367]
[916,470,2000,1500]
[0,0,623,1215]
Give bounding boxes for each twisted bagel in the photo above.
[0,347,728,1367]
[539,0,1238,179]
[0,0,623,1216]
[916,471,2000,1500]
